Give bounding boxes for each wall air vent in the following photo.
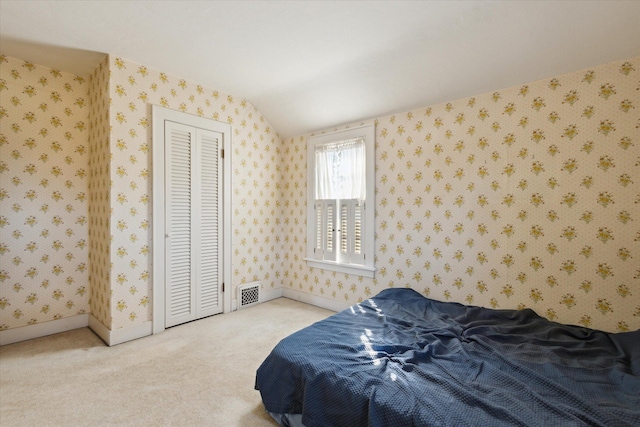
[238,282,260,309]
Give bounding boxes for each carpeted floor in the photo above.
[0,297,333,426]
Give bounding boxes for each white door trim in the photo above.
[151,105,232,334]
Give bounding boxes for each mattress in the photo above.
[255,288,640,426]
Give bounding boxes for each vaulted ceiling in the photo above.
[1,1,639,138]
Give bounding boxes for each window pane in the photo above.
[315,138,365,200]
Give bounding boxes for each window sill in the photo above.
[304,258,375,278]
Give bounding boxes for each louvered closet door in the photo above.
[165,121,223,328]
[197,130,222,317]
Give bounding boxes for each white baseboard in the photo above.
[88,315,110,345]
[0,289,325,347]
[89,315,152,346]
[109,321,152,346]
[282,289,348,313]
[261,287,283,303]
[0,314,89,346]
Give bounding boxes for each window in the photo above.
[305,124,375,277]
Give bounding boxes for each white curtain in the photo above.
[315,137,365,200]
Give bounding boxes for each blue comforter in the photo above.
[255,288,640,426]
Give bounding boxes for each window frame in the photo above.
[305,123,376,278]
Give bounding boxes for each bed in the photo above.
[255,288,640,427]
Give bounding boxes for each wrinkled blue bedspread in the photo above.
[255,288,640,427]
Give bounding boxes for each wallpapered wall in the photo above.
[104,56,281,330]
[2,53,638,335]
[0,55,90,330]
[87,56,112,328]
[1,54,281,333]
[283,57,640,333]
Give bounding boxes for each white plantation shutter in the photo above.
[335,199,365,265]
[313,200,337,261]
[314,201,323,259]
[351,199,365,265]
[165,121,223,328]
[324,200,337,262]
[313,198,364,265]
[335,199,366,265]
[340,202,349,257]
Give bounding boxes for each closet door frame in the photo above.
[151,105,232,334]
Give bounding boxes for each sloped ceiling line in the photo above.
[1,0,639,138]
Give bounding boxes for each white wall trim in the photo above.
[109,321,153,346]
[305,123,376,276]
[304,258,375,278]
[88,315,111,345]
[261,287,284,303]
[0,314,89,346]
[152,105,232,335]
[282,288,347,313]
[89,316,152,346]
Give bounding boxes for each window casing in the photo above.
[305,124,375,277]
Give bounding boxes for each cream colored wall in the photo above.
[106,56,282,330]
[0,55,90,330]
[1,53,282,335]
[3,52,637,336]
[87,55,112,329]
[283,57,640,333]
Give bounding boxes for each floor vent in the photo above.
[238,282,260,309]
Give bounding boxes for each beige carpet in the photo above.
[0,298,333,426]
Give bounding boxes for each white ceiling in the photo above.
[1,1,639,138]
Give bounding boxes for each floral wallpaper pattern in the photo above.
[105,56,281,330]
[283,57,640,333]
[1,54,281,334]
[88,56,112,328]
[2,52,638,336]
[0,55,90,330]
